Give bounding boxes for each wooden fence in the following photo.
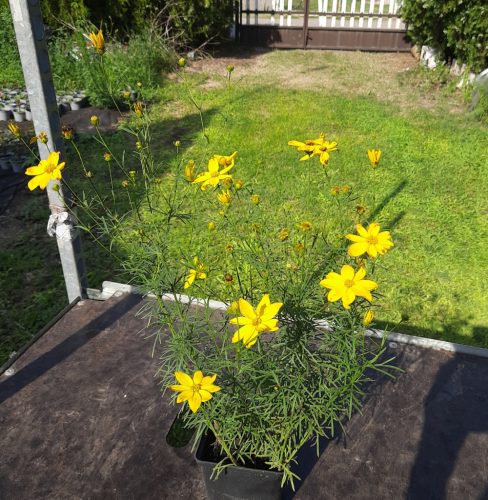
[238,0,410,51]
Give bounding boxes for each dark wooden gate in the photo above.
[237,0,411,52]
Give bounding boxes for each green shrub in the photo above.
[401,0,488,73]
[167,0,235,46]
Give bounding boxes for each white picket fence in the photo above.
[242,0,405,30]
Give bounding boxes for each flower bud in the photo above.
[178,57,186,68]
[104,152,112,162]
[250,194,260,205]
[90,115,99,126]
[362,310,375,327]
[208,221,216,231]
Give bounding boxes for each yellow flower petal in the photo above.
[238,298,256,320]
[175,371,193,386]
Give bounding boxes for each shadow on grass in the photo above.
[370,179,407,221]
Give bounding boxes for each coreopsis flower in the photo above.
[278,228,289,241]
[234,179,244,190]
[61,125,74,140]
[133,101,144,117]
[7,121,21,138]
[227,301,239,315]
[25,151,65,191]
[90,115,99,126]
[184,257,207,289]
[184,160,196,182]
[170,371,221,413]
[330,186,341,196]
[319,265,378,309]
[229,294,283,348]
[297,221,312,232]
[193,157,233,191]
[341,185,352,194]
[104,152,112,162]
[88,30,105,55]
[250,194,260,205]
[213,151,238,169]
[222,177,233,189]
[363,310,375,327]
[346,223,394,258]
[217,190,232,205]
[368,149,381,168]
[207,221,216,231]
[288,133,338,165]
[38,132,48,144]
[178,57,186,68]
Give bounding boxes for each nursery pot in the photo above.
[0,109,11,121]
[13,110,26,122]
[195,433,283,500]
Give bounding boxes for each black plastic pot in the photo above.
[195,433,283,500]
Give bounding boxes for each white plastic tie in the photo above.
[47,211,74,239]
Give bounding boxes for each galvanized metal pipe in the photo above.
[9,0,86,302]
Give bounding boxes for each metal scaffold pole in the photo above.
[9,0,87,302]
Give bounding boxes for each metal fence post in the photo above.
[9,0,87,302]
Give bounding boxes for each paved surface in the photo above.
[1,294,488,499]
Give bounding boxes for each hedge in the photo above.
[401,0,488,73]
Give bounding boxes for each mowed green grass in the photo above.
[150,66,488,346]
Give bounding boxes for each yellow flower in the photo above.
[121,180,129,188]
[136,82,142,88]
[368,149,381,167]
[294,241,305,253]
[213,151,238,169]
[217,190,232,205]
[227,300,239,315]
[226,64,234,73]
[184,257,207,289]
[346,223,394,258]
[61,125,74,140]
[25,151,65,191]
[330,186,341,196]
[207,221,216,231]
[341,185,351,194]
[170,371,221,413]
[184,160,196,182]
[319,265,378,309]
[129,170,136,178]
[104,152,112,162]
[278,228,289,241]
[363,310,375,327]
[297,221,312,232]
[234,179,244,190]
[7,121,21,138]
[288,133,338,165]
[222,177,233,189]
[133,101,144,117]
[90,115,99,126]
[38,132,48,144]
[178,57,186,68]
[250,194,260,205]
[193,157,233,191]
[121,90,131,100]
[229,294,283,348]
[174,140,181,148]
[88,30,105,55]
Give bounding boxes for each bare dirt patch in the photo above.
[187,48,465,114]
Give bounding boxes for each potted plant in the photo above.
[12,99,26,122]
[19,34,396,499]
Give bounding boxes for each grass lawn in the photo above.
[1,48,487,366]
